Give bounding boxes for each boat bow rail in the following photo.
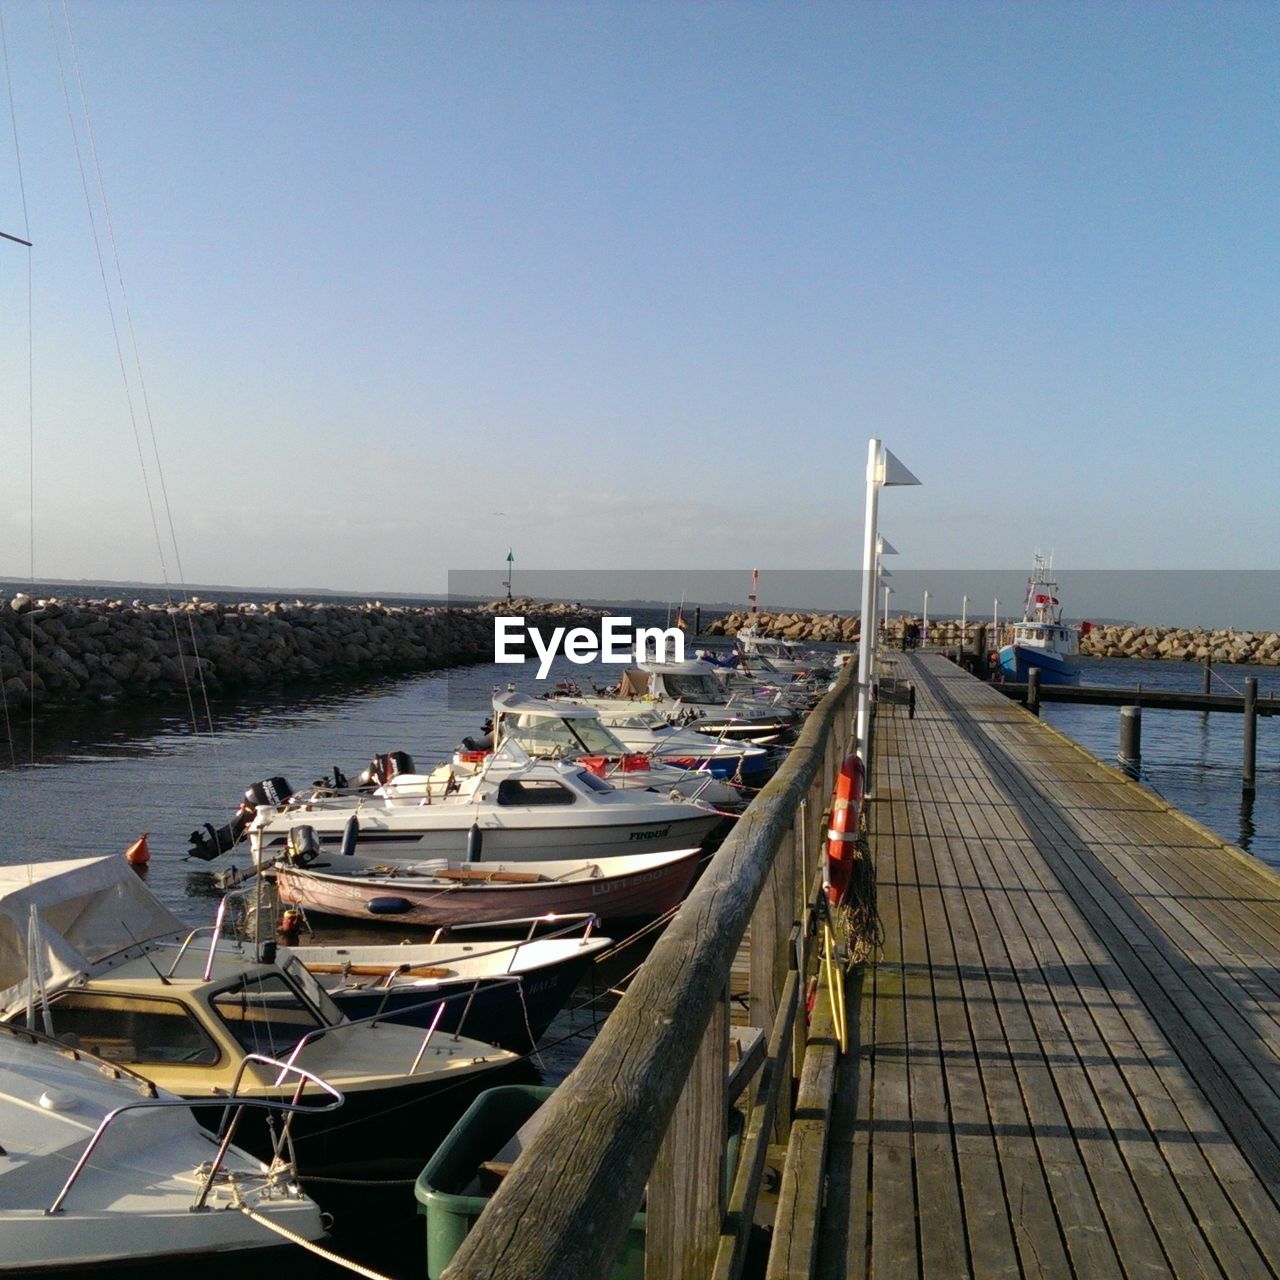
[442,663,860,1280]
[35,1035,343,1215]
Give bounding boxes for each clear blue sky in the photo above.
[1,1,1276,594]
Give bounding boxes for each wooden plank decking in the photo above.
[820,653,1280,1280]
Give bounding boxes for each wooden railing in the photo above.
[444,664,859,1280]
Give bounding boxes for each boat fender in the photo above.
[368,896,413,915]
[825,752,865,908]
[340,814,360,858]
[286,825,322,866]
[467,823,484,863]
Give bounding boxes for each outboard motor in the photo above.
[186,775,294,861]
[244,777,294,810]
[187,814,249,861]
[283,824,322,866]
[356,750,416,789]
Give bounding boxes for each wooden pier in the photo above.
[826,653,1280,1280]
[444,653,1280,1280]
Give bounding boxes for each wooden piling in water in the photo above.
[1027,667,1041,717]
[1243,675,1258,795]
[1120,704,1142,764]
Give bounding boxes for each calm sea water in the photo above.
[1042,655,1280,867]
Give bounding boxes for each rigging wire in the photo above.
[48,0,224,804]
[0,0,33,768]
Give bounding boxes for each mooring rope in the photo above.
[235,1201,397,1280]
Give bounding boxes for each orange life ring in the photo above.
[826,752,865,907]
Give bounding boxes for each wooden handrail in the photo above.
[443,664,858,1280]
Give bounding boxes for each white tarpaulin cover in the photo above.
[0,857,185,1015]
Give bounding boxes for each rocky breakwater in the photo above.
[0,594,599,707]
[705,610,975,647]
[1080,624,1280,665]
[704,609,861,644]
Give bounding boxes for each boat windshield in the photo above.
[660,674,724,704]
[603,709,668,730]
[507,713,627,757]
[280,955,346,1024]
[210,971,331,1057]
[26,990,221,1066]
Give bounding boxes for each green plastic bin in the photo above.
[415,1083,742,1279]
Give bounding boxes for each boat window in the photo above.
[508,713,626,757]
[661,675,722,703]
[575,769,614,794]
[211,973,327,1057]
[495,779,577,807]
[280,955,345,1025]
[28,991,220,1066]
[605,710,664,729]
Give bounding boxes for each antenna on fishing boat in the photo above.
[0,229,31,246]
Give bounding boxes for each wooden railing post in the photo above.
[646,985,729,1279]
[751,826,794,1137]
[791,800,810,1090]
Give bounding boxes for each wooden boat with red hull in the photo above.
[272,847,704,928]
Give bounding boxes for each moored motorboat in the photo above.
[271,846,704,928]
[284,923,611,1050]
[998,554,1080,686]
[226,742,721,867]
[0,1021,326,1273]
[733,627,836,676]
[575,662,796,745]
[546,689,773,781]
[475,691,748,808]
[0,857,518,1168]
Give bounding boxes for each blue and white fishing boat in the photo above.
[998,555,1079,685]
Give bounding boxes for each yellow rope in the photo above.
[236,1202,397,1280]
[823,920,848,1052]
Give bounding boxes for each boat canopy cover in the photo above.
[0,857,184,1015]
[617,669,649,698]
[493,691,597,720]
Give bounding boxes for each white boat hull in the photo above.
[254,806,720,864]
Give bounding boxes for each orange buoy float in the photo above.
[123,833,150,866]
[826,752,865,908]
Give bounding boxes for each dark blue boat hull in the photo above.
[328,950,595,1051]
